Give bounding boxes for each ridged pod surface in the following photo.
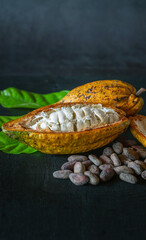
[60,80,144,116]
[129,115,146,147]
[2,102,130,154]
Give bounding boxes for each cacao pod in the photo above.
[60,80,145,116]
[129,115,146,147]
[2,102,129,154]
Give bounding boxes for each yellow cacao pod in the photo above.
[129,115,146,147]
[2,102,129,154]
[60,80,145,116]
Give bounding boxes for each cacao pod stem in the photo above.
[136,88,146,96]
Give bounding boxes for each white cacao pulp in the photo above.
[26,104,120,132]
[135,119,146,137]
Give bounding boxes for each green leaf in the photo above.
[0,115,21,128]
[0,87,69,108]
[0,115,37,154]
[0,87,69,154]
[0,131,37,154]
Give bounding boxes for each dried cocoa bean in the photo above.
[82,160,92,169]
[135,160,146,170]
[99,168,115,182]
[99,164,113,171]
[114,166,134,175]
[110,153,121,167]
[99,154,112,164]
[74,162,85,173]
[119,173,137,184]
[123,147,139,160]
[118,154,131,165]
[137,149,146,159]
[88,164,100,175]
[131,145,144,151]
[144,159,146,163]
[68,155,88,162]
[131,146,146,159]
[61,161,76,170]
[88,154,102,166]
[84,171,100,185]
[128,162,142,175]
[141,170,146,180]
[53,170,72,179]
[119,139,137,147]
[69,173,89,186]
[103,147,113,156]
[112,142,123,154]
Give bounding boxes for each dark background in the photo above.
[0,1,146,240]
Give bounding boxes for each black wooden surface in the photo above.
[0,0,146,239]
[0,0,146,76]
[0,74,146,240]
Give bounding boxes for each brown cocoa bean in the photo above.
[84,171,100,185]
[99,168,115,182]
[99,154,112,164]
[112,142,123,154]
[61,161,76,170]
[123,148,139,160]
[88,154,102,166]
[137,149,146,159]
[114,166,134,175]
[141,170,146,180]
[88,164,100,175]
[99,164,113,171]
[68,155,88,162]
[131,146,146,159]
[119,173,137,184]
[144,159,146,163]
[131,145,144,151]
[53,170,72,179]
[103,147,113,156]
[128,162,142,175]
[110,153,121,167]
[69,173,89,186]
[118,154,131,165]
[135,160,146,170]
[82,160,92,169]
[74,162,85,173]
[119,139,137,147]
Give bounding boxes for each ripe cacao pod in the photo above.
[2,102,130,154]
[129,115,146,147]
[60,80,145,116]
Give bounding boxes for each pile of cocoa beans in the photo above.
[53,139,146,186]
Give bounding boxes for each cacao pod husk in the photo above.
[2,102,130,154]
[60,80,145,116]
[129,115,146,147]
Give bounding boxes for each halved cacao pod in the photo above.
[2,102,130,154]
[129,115,146,147]
[60,80,145,116]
